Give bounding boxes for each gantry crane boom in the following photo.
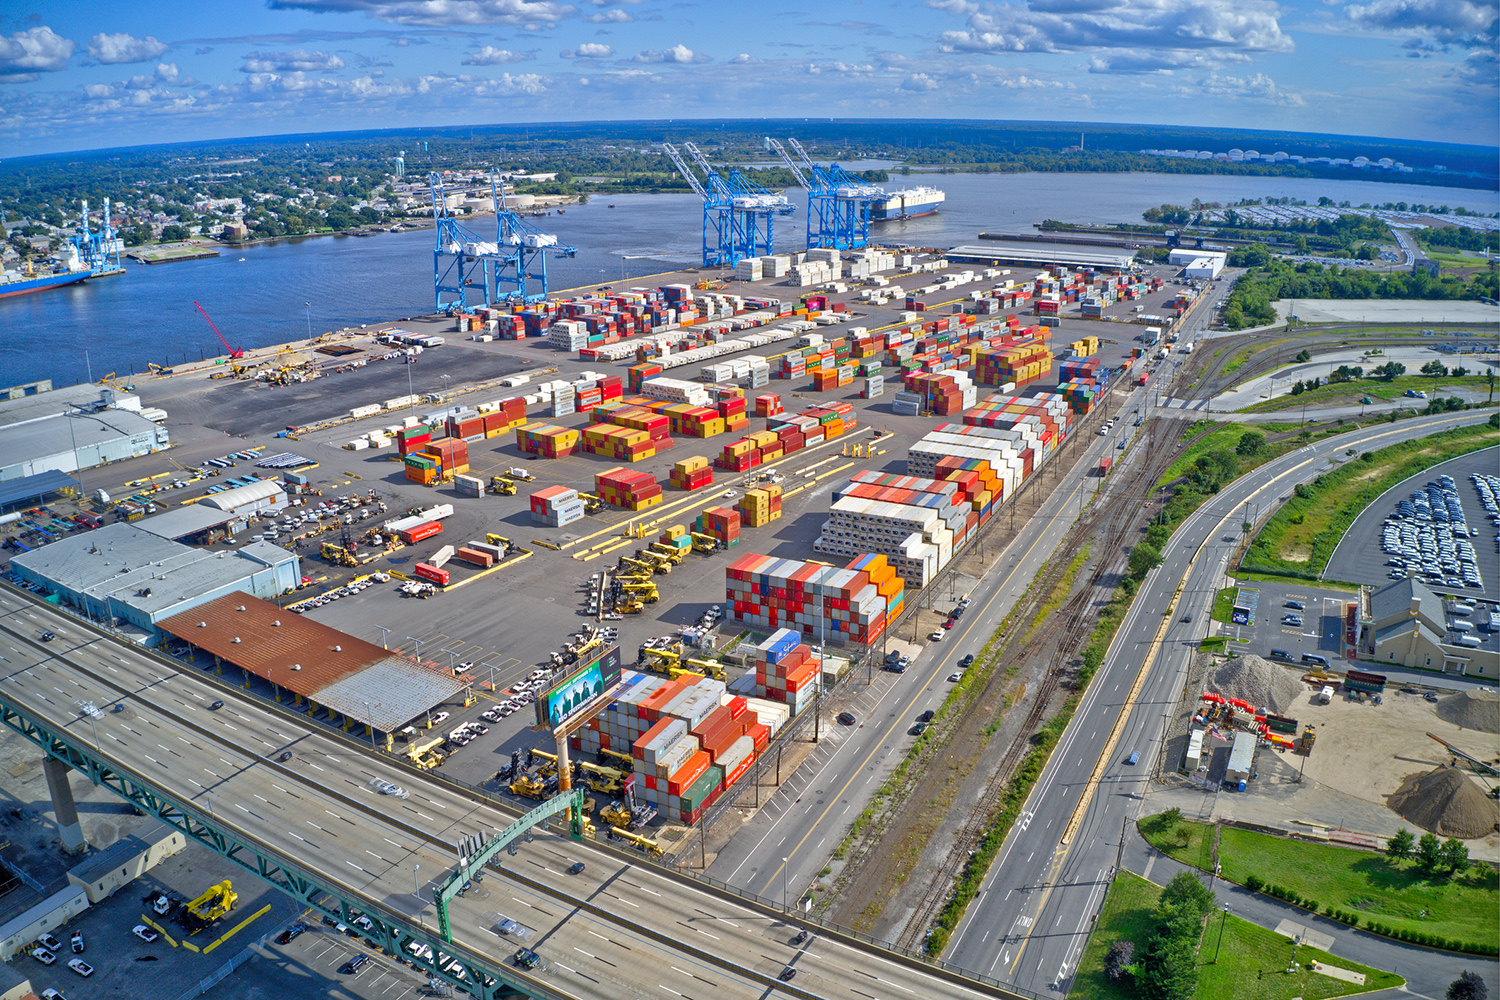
[766,137,812,191]
[662,143,709,200]
[194,301,243,358]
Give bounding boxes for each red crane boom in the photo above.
[194,300,243,359]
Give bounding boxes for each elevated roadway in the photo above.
[0,588,1018,1000]
[943,409,1496,995]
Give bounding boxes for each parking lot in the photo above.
[1325,447,1500,608]
[1214,580,1357,664]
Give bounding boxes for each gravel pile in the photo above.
[1387,766,1500,839]
[1204,655,1304,715]
[1435,689,1500,735]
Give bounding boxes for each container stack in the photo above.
[530,486,586,527]
[548,320,588,351]
[902,371,977,415]
[396,424,438,457]
[754,394,783,418]
[480,398,530,436]
[724,556,895,646]
[404,453,438,484]
[1066,336,1100,358]
[717,393,750,433]
[628,363,664,393]
[515,423,580,458]
[582,424,656,462]
[454,474,484,497]
[1058,357,1101,382]
[891,390,922,417]
[669,456,715,491]
[751,629,822,713]
[862,375,885,398]
[974,343,1052,388]
[737,485,783,527]
[422,438,470,477]
[595,468,663,511]
[693,506,741,548]
[641,376,714,408]
[550,382,576,418]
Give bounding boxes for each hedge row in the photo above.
[1243,874,1497,956]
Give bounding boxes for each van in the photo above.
[1455,635,1482,648]
[1301,653,1330,667]
[1269,649,1292,661]
[1449,620,1474,633]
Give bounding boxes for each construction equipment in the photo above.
[561,630,604,666]
[147,363,174,375]
[484,532,514,548]
[489,476,518,496]
[636,550,675,573]
[598,747,634,770]
[689,532,721,553]
[320,541,358,567]
[577,492,607,515]
[619,555,667,577]
[694,277,728,291]
[184,880,236,927]
[406,736,445,768]
[194,301,244,359]
[648,542,686,565]
[618,581,659,603]
[1427,732,1500,776]
[1298,725,1317,756]
[571,760,626,796]
[509,774,548,800]
[610,826,664,857]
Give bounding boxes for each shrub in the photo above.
[1104,940,1135,981]
[1245,874,1263,891]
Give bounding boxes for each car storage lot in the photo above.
[1216,581,1358,664]
[1325,447,1500,605]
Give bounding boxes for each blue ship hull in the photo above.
[0,270,91,300]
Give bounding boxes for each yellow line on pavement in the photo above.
[202,903,273,954]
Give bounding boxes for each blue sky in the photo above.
[1,0,1494,157]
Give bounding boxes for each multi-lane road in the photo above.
[944,409,1497,995]
[0,588,1015,1000]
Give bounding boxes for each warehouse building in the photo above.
[0,384,168,483]
[10,523,300,641]
[135,504,244,543]
[198,479,287,518]
[157,593,470,743]
[947,243,1137,271]
[1168,248,1227,278]
[1359,577,1497,678]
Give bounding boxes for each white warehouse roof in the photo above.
[199,479,285,511]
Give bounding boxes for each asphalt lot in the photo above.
[1325,445,1500,609]
[1215,581,1358,663]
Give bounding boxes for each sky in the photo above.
[0,0,1495,158]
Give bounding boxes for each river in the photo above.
[1,171,1494,390]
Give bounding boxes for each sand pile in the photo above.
[1204,655,1304,715]
[1387,766,1500,839]
[1435,689,1500,735]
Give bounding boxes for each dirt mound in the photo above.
[1204,655,1304,715]
[1435,689,1500,735]
[1387,766,1500,839]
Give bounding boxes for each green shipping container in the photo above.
[680,768,720,810]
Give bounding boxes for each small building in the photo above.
[1361,577,1497,678]
[1168,248,1226,278]
[1183,727,1206,771]
[0,963,34,1000]
[198,479,287,518]
[66,821,185,903]
[135,503,244,543]
[1225,730,1256,786]
[0,885,89,961]
[10,523,300,639]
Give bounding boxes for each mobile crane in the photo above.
[488,476,518,496]
[194,301,244,359]
[183,880,237,930]
[619,554,669,577]
[648,542,686,565]
[600,781,657,831]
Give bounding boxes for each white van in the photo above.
[1450,620,1475,633]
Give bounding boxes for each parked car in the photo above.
[70,931,83,953]
[275,922,307,945]
[67,959,93,977]
[837,712,856,726]
[38,934,61,952]
[32,948,57,965]
[132,925,159,943]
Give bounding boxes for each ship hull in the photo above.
[0,270,91,300]
[871,187,945,222]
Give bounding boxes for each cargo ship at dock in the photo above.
[871,185,945,222]
[1,198,123,300]
[0,264,95,300]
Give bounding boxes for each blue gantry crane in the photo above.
[430,169,575,312]
[768,138,881,252]
[662,142,792,268]
[72,198,121,274]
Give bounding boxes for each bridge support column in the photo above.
[43,757,87,855]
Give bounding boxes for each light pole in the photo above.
[360,700,379,748]
[406,356,415,411]
[440,647,460,675]
[413,864,421,901]
[439,373,450,399]
[1213,904,1229,963]
[374,625,390,649]
[406,636,424,662]
[782,857,788,913]
[305,302,312,342]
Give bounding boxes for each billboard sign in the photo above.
[535,645,622,732]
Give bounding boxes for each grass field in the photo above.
[1140,815,1499,947]
[1211,587,1237,624]
[1073,870,1403,1000]
[1241,424,1500,579]
[1238,373,1496,413]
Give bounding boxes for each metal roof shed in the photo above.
[1226,730,1256,784]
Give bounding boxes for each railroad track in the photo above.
[890,407,1192,952]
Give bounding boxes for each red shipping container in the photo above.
[399,520,443,544]
[413,563,450,585]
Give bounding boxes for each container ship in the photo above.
[0,247,93,300]
[871,185,945,222]
[0,198,122,300]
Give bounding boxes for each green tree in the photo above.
[1236,431,1266,457]
[1296,349,1312,363]
[1448,970,1488,1000]
[1386,828,1414,861]
[1451,365,1469,377]
[1159,870,1216,919]
[1416,832,1443,872]
[1421,360,1449,377]
[1136,906,1200,1000]
[1373,361,1406,380]
[1440,837,1470,874]
[1291,380,1305,396]
[158,224,189,242]
[1128,543,1163,579]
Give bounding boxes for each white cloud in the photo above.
[729,53,757,64]
[241,49,347,73]
[587,8,634,21]
[87,32,170,65]
[1345,0,1497,47]
[1184,71,1305,106]
[83,83,116,99]
[0,26,75,83]
[562,42,614,58]
[931,0,1291,74]
[267,0,575,27]
[634,44,708,63]
[463,46,530,64]
[900,72,940,90]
